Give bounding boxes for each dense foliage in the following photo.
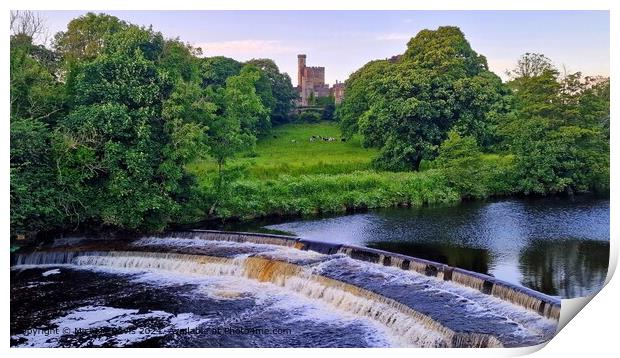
[502,54,610,194]
[339,29,609,195]
[10,14,610,240]
[10,12,295,238]
[338,27,509,170]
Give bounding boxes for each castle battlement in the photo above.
[296,54,344,106]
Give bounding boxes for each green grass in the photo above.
[188,121,378,179]
[206,169,462,219]
[185,121,521,220]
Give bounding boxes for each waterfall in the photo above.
[451,270,486,292]
[22,230,560,322]
[14,251,80,266]
[182,230,299,247]
[13,250,503,348]
[491,284,561,320]
[335,245,559,320]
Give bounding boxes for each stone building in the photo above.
[296,54,344,106]
[331,81,345,105]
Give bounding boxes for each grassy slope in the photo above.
[186,121,514,220]
[189,121,378,179]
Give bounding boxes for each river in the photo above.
[10,195,606,347]
[260,195,610,298]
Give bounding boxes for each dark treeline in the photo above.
[337,26,609,197]
[10,12,296,238]
[11,15,610,240]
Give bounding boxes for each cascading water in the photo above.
[11,232,559,348]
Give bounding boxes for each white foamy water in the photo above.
[134,237,286,252]
[13,246,557,347]
[15,264,396,348]
[311,256,557,339]
[12,305,209,348]
[42,269,61,277]
[73,252,452,347]
[13,251,462,347]
[133,237,326,263]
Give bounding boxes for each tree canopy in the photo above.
[10,12,294,238]
[503,53,609,194]
[339,26,509,170]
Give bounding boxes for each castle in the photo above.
[296,54,344,106]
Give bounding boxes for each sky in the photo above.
[37,10,609,84]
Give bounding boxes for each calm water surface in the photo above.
[262,196,610,298]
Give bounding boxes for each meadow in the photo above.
[185,121,495,220]
[188,122,378,179]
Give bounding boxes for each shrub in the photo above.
[203,170,462,219]
[297,111,321,123]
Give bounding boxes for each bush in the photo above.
[297,111,321,123]
[433,131,489,198]
[203,170,462,219]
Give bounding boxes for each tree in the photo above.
[11,118,63,238]
[53,25,209,231]
[506,53,554,79]
[10,11,47,41]
[243,63,275,134]
[160,80,214,223]
[10,36,65,124]
[205,66,268,214]
[53,13,128,62]
[511,118,608,194]
[10,32,66,238]
[227,66,271,136]
[578,77,610,136]
[434,131,488,198]
[201,56,243,88]
[160,39,203,83]
[337,59,391,138]
[246,58,297,124]
[339,27,509,170]
[505,53,610,194]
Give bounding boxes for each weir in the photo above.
[13,250,502,348]
[11,230,561,347]
[16,230,560,320]
[182,230,561,320]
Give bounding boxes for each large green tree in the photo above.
[53,12,128,62]
[10,33,67,238]
[339,27,509,170]
[505,53,610,194]
[53,24,209,231]
[246,58,297,124]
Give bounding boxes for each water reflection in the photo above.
[366,242,491,274]
[519,239,609,298]
[264,195,610,298]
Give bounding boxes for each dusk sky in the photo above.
[38,10,609,84]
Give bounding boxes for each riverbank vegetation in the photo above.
[10,12,610,240]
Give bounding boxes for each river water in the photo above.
[11,237,558,348]
[10,195,606,347]
[263,195,610,298]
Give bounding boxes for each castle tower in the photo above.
[297,54,306,87]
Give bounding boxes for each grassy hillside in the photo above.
[184,121,518,221]
[189,121,378,179]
